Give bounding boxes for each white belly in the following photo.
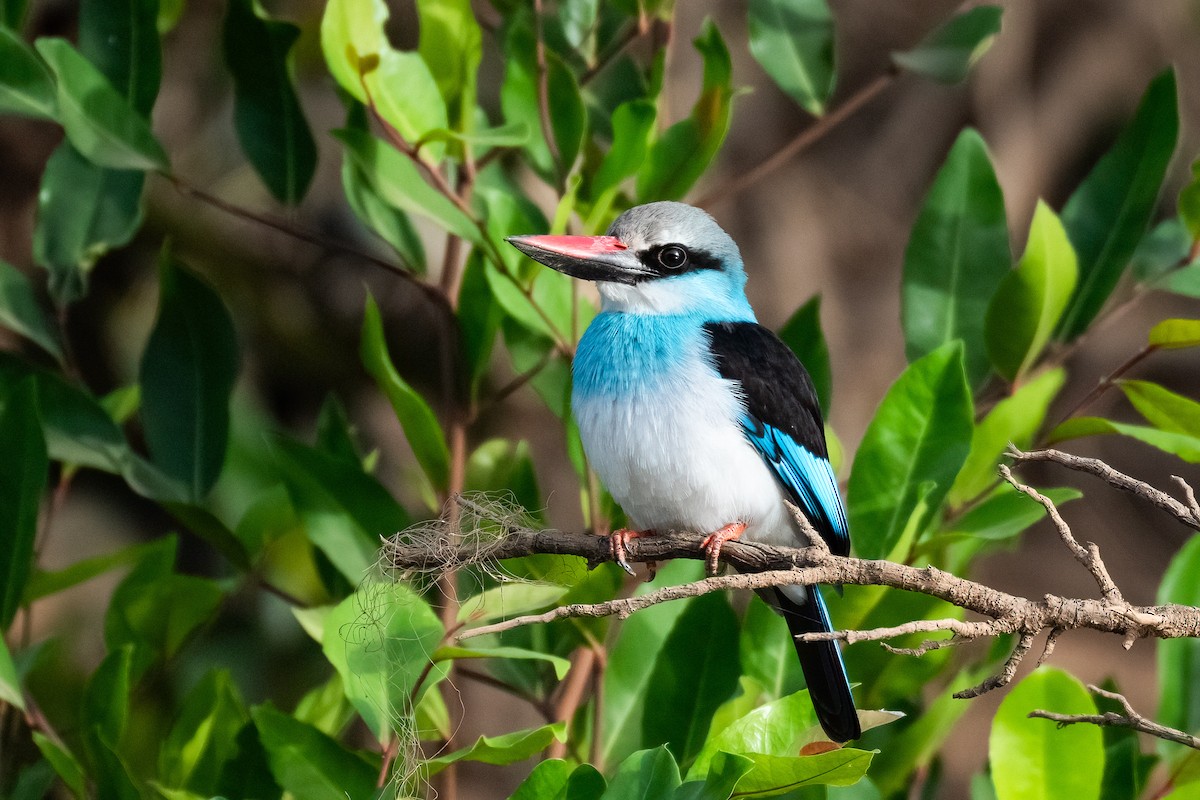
[572,360,801,548]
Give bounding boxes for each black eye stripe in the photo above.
[635,245,723,279]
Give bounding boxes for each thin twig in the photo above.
[1051,344,1157,428]
[955,633,1035,699]
[1030,684,1200,750]
[531,0,561,167]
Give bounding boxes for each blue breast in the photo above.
[573,312,711,399]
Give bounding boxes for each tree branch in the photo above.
[1030,684,1200,750]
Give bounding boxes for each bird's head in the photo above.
[506,202,754,318]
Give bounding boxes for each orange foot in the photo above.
[700,522,748,575]
[610,528,656,577]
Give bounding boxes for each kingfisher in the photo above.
[506,201,860,743]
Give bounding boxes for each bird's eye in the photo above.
[657,245,688,270]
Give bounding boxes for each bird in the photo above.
[506,201,861,744]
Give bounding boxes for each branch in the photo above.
[1030,684,1200,750]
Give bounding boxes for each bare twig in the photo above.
[1008,447,1200,530]
[955,633,1035,699]
[1051,344,1157,428]
[1030,684,1200,750]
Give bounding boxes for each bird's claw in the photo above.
[699,522,748,576]
[609,528,653,577]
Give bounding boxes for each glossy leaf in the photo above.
[159,670,248,794]
[32,143,145,306]
[747,0,834,116]
[892,6,1002,84]
[601,747,682,799]
[1149,318,1200,350]
[642,590,741,765]
[0,380,46,629]
[425,723,567,776]
[223,0,317,204]
[35,38,168,171]
[1121,380,1200,437]
[986,202,1077,382]
[778,295,832,414]
[457,251,501,399]
[1159,535,1200,737]
[603,560,707,767]
[637,20,733,202]
[688,690,819,779]
[990,667,1103,800]
[334,128,481,246]
[32,733,86,798]
[1132,218,1192,281]
[78,0,161,115]
[104,537,224,658]
[588,98,657,221]
[433,645,570,679]
[1057,70,1179,339]
[0,636,22,710]
[944,484,1082,541]
[416,0,481,125]
[848,342,974,560]
[729,750,875,796]
[23,539,158,602]
[320,0,447,156]
[674,751,754,800]
[361,294,449,492]
[510,759,573,799]
[1049,416,1200,462]
[321,582,444,741]
[948,367,1065,505]
[0,259,62,361]
[738,596,804,701]
[902,128,1009,386]
[140,257,239,502]
[1180,159,1200,241]
[0,27,56,119]
[251,704,378,800]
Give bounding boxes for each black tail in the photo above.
[773,585,861,743]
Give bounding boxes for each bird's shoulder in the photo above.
[702,320,827,458]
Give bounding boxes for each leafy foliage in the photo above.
[0,2,1198,799]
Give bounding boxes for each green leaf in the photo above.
[425,723,567,776]
[1149,318,1200,350]
[0,379,46,629]
[738,596,803,701]
[32,143,144,306]
[990,667,1103,800]
[637,19,732,202]
[457,581,566,625]
[1181,159,1200,242]
[78,0,161,116]
[433,645,571,679]
[673,751,754,800]
[84,644,134,749]
[1121,380,1200,436]
[848,342,974,560]
[416,0,482,124]
[360,294,450,492]
[321,582,444,742]
[0,259,62,362]
[892,5,1002,84]
[251,703,378,800]
[601,747,682,800]
[1057,69,1179,340]
[688,689,820,779]
[1049,416,1200,462]
[603,560,707,768]
[0,636,23,710]
[32,733,86,798]
[0,27,56,119]
[1159,535,1200,737]
[985,202,1078,382]
[948,367,1065,505]
[222,0,316,204]
[944,484,1082,541]
[1132,219,1192,281]
[726,750,875,796]
[747,0,834,116]
[104,537,224,658]
[642,591,741,765]
[139,257,239,502]
[902,128,1009,386]
[320,0,447,156]
[34,38,168,171]
[777,295,833,414]
[23,539,159,602]
[334,127,481,246]
[159,670,248,794]
[510,759,573,800]
[591,99,657,201]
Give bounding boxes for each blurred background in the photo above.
[3,0,1200,794]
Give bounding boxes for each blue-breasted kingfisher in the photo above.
[507,201,861,743]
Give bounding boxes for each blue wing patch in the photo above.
[740,415,850,556]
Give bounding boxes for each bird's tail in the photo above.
[773,585,861,743]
